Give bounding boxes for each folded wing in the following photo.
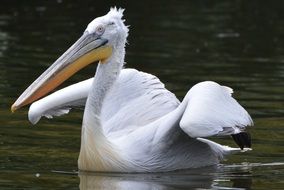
[179,81,253,148]
[28,78,90,124]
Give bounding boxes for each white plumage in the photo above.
[29,68,252,172]
[19,8,253,172]
[180,81,253,138]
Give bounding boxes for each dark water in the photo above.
[1,0,284,189]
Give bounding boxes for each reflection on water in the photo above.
[79,168,216,190]
[78,162,283,190]
[1,0,284,189]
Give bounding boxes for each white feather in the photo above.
[28,68,179,128]
[28,79,90,124]
[180,81,253,138]
[28,71,253,172]
[102,68,179,136]
[27,8,253,172]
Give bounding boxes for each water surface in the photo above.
[0,1,283,189]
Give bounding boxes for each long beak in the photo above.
[11,32,112,112]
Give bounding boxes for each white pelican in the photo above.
[11,8,253,172]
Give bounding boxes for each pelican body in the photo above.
[11,8,253,172]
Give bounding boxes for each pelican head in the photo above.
[11,7,128,112]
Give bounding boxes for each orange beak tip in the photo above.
[11,104,17,113]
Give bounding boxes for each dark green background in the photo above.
[0,0,283,189]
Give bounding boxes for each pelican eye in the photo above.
[96,25,105,35]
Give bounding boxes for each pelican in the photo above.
[11,8,253,172]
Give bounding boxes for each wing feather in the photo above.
[179,81,253,138]
[28,69,180,128]
[28,79,91,124]
[101,69,180,135]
